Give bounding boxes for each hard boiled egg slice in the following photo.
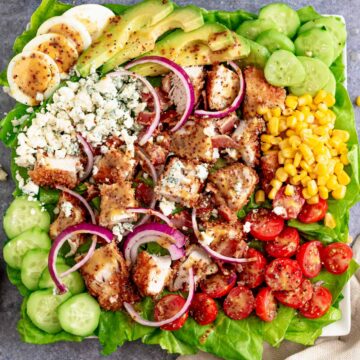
[64,4,114,41]
[23,33,78,77]
[7,50,60,106]
[37,16,91,53]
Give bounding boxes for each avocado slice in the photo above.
[102,6,204,73]
[76,0,174,77]
[130,27,250,76]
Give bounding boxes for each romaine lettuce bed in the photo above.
[0,1,359,360]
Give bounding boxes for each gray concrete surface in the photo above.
[0,1,359,359]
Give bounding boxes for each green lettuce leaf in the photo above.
[18,297,83,344]
[6,266,30,297]
[201,9,257,30]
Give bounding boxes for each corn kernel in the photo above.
[330,148,338,157]
[356,96,360,107]
[282,108,294,116]
[324,94,336,107]
[327,175,339,191]
[299,144,314,164]
[286,129,297,137]
[327,110,337,124]
[278,152,285,164]
[338,143,348,154]
[271,107,282,118]
[255,190,265,204]
[279,139,290,150]
[300,160,312,172]
[268,117,280,135]
[301,176,312,187]
[272,137,282,145]
[306,113,315,124]
[284,184,295,196]
[279,118,288,132]
[329,136,342,149]
[282,148,295,159]
[257,106,268,115]
[334,162,344,175]
[315,110,326,122]
[319,186,329,199]
[314,90,327,104]
[293,152,302,167]
[263,110,272,122]
[275,167,288,182]
[307,195,319,204]
[337,170,351,186]
[314,125,328,136]
[270,179,282,191]
[284,163,297,176]
[332,185,346,200]
[286,115,297,129]
[261,134,275,144]
[316,163,327,176]
[298,94,312,106]
[318,103,328,112]
[268,187,278,200]
[298,105,311,114]
[289,135,301,148]
[302,188,312,199]
[317,175,329,186]
[285,95,298,109]
[261,143,272,152]
[324,213,336,228]
[307,180,318,196]
[328,159,337,174]
[340,153,350,165]
[332,129,350,142]
[315,154,329,165]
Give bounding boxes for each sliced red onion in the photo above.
[194,61,245,119]
[48,223,113,293]
[109,70,160,146]
[126,56,195,132]
[127,208,174,227]
[55,185,96,224]
[191,208,255,264]
[123,223,186,264]
[77,134,94,181]
[124,267,194,327]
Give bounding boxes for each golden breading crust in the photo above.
[242,66,286,119]
[29,166,77,189]
[80,242,139,311]
[206,163,258,222]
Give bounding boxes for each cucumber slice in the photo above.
[295,28,335,66]
[236,19,278,41]
[21,249,50,290]
[238,40,270,68]
[259,3,300,38]
[39,264,85,295]
[323,71,336,97]
[297,6,321,24]
[57,293,100,336]
[298,17,346,60]
[27,289,72,334]
[3,227,51,269]
[264,50,306,87]
[3,197,50,239]
[256,29,295,53]
[289,56,331,96]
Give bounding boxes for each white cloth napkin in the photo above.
[179,239,360,360]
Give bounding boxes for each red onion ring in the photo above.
[109,70,160,146]
[77,134,94,181]
[127,208,174,227]
[192,208,256,264]
[126,56,195,132]
[48,223,113,293]
[124,267,194,327]
[194,61,245,119]
[123,223,186,265]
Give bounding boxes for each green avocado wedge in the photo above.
[76,0,174,77]
[102,6,204,73]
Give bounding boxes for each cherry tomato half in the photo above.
[296,241,323,278]
[321,243,353,275]
[245,208,285,241]
[265,227,300,258]
[297,198,328,223]
[200,273,237,299]
[299,285,332,319]
[154,294,188,331]
[273,186,305,220]
[274,279,313,309]
[223,286,255,320]
[237,248,267,288]
[265,258,303,291]
[190,293,218,325]
[255,287,278,322]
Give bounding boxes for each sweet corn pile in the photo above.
[259,90,351,204]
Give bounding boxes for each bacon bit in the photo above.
[211,135,239,149]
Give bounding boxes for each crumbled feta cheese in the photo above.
[61,201,73,218]
[211,209,218,218]
[15,171,39,196]
[112,222,134,241]
[212,148,220,160]
[159,198,176,216]
[156,135,164,143]
[203,124,216,137]
[225,148,238,160]
[243,221,251,233]
[200,231,214,246]
[92,166,99,176]
[36,92,44,102]
[195,164,209,181]
[273,206,287,217]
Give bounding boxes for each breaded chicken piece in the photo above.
[242,66,286,119]
[232,117,266,167]
[80,242,139,311]
[99,182,138,227]
[260,150,279,194]
[93,149,137,184]
[201,221,248,259]
[206,163,258,222]
[170,120,216,163]
[155,158,208,208]
[169,245,218,291]
[50,192,86,256]
[162,66,205,107]
[143,132,171,166]
[216,112,239,134]
[132,251,172,297]
[29,154,80,189]
[206,64,239,111]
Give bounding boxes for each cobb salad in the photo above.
[1,1,359,360]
